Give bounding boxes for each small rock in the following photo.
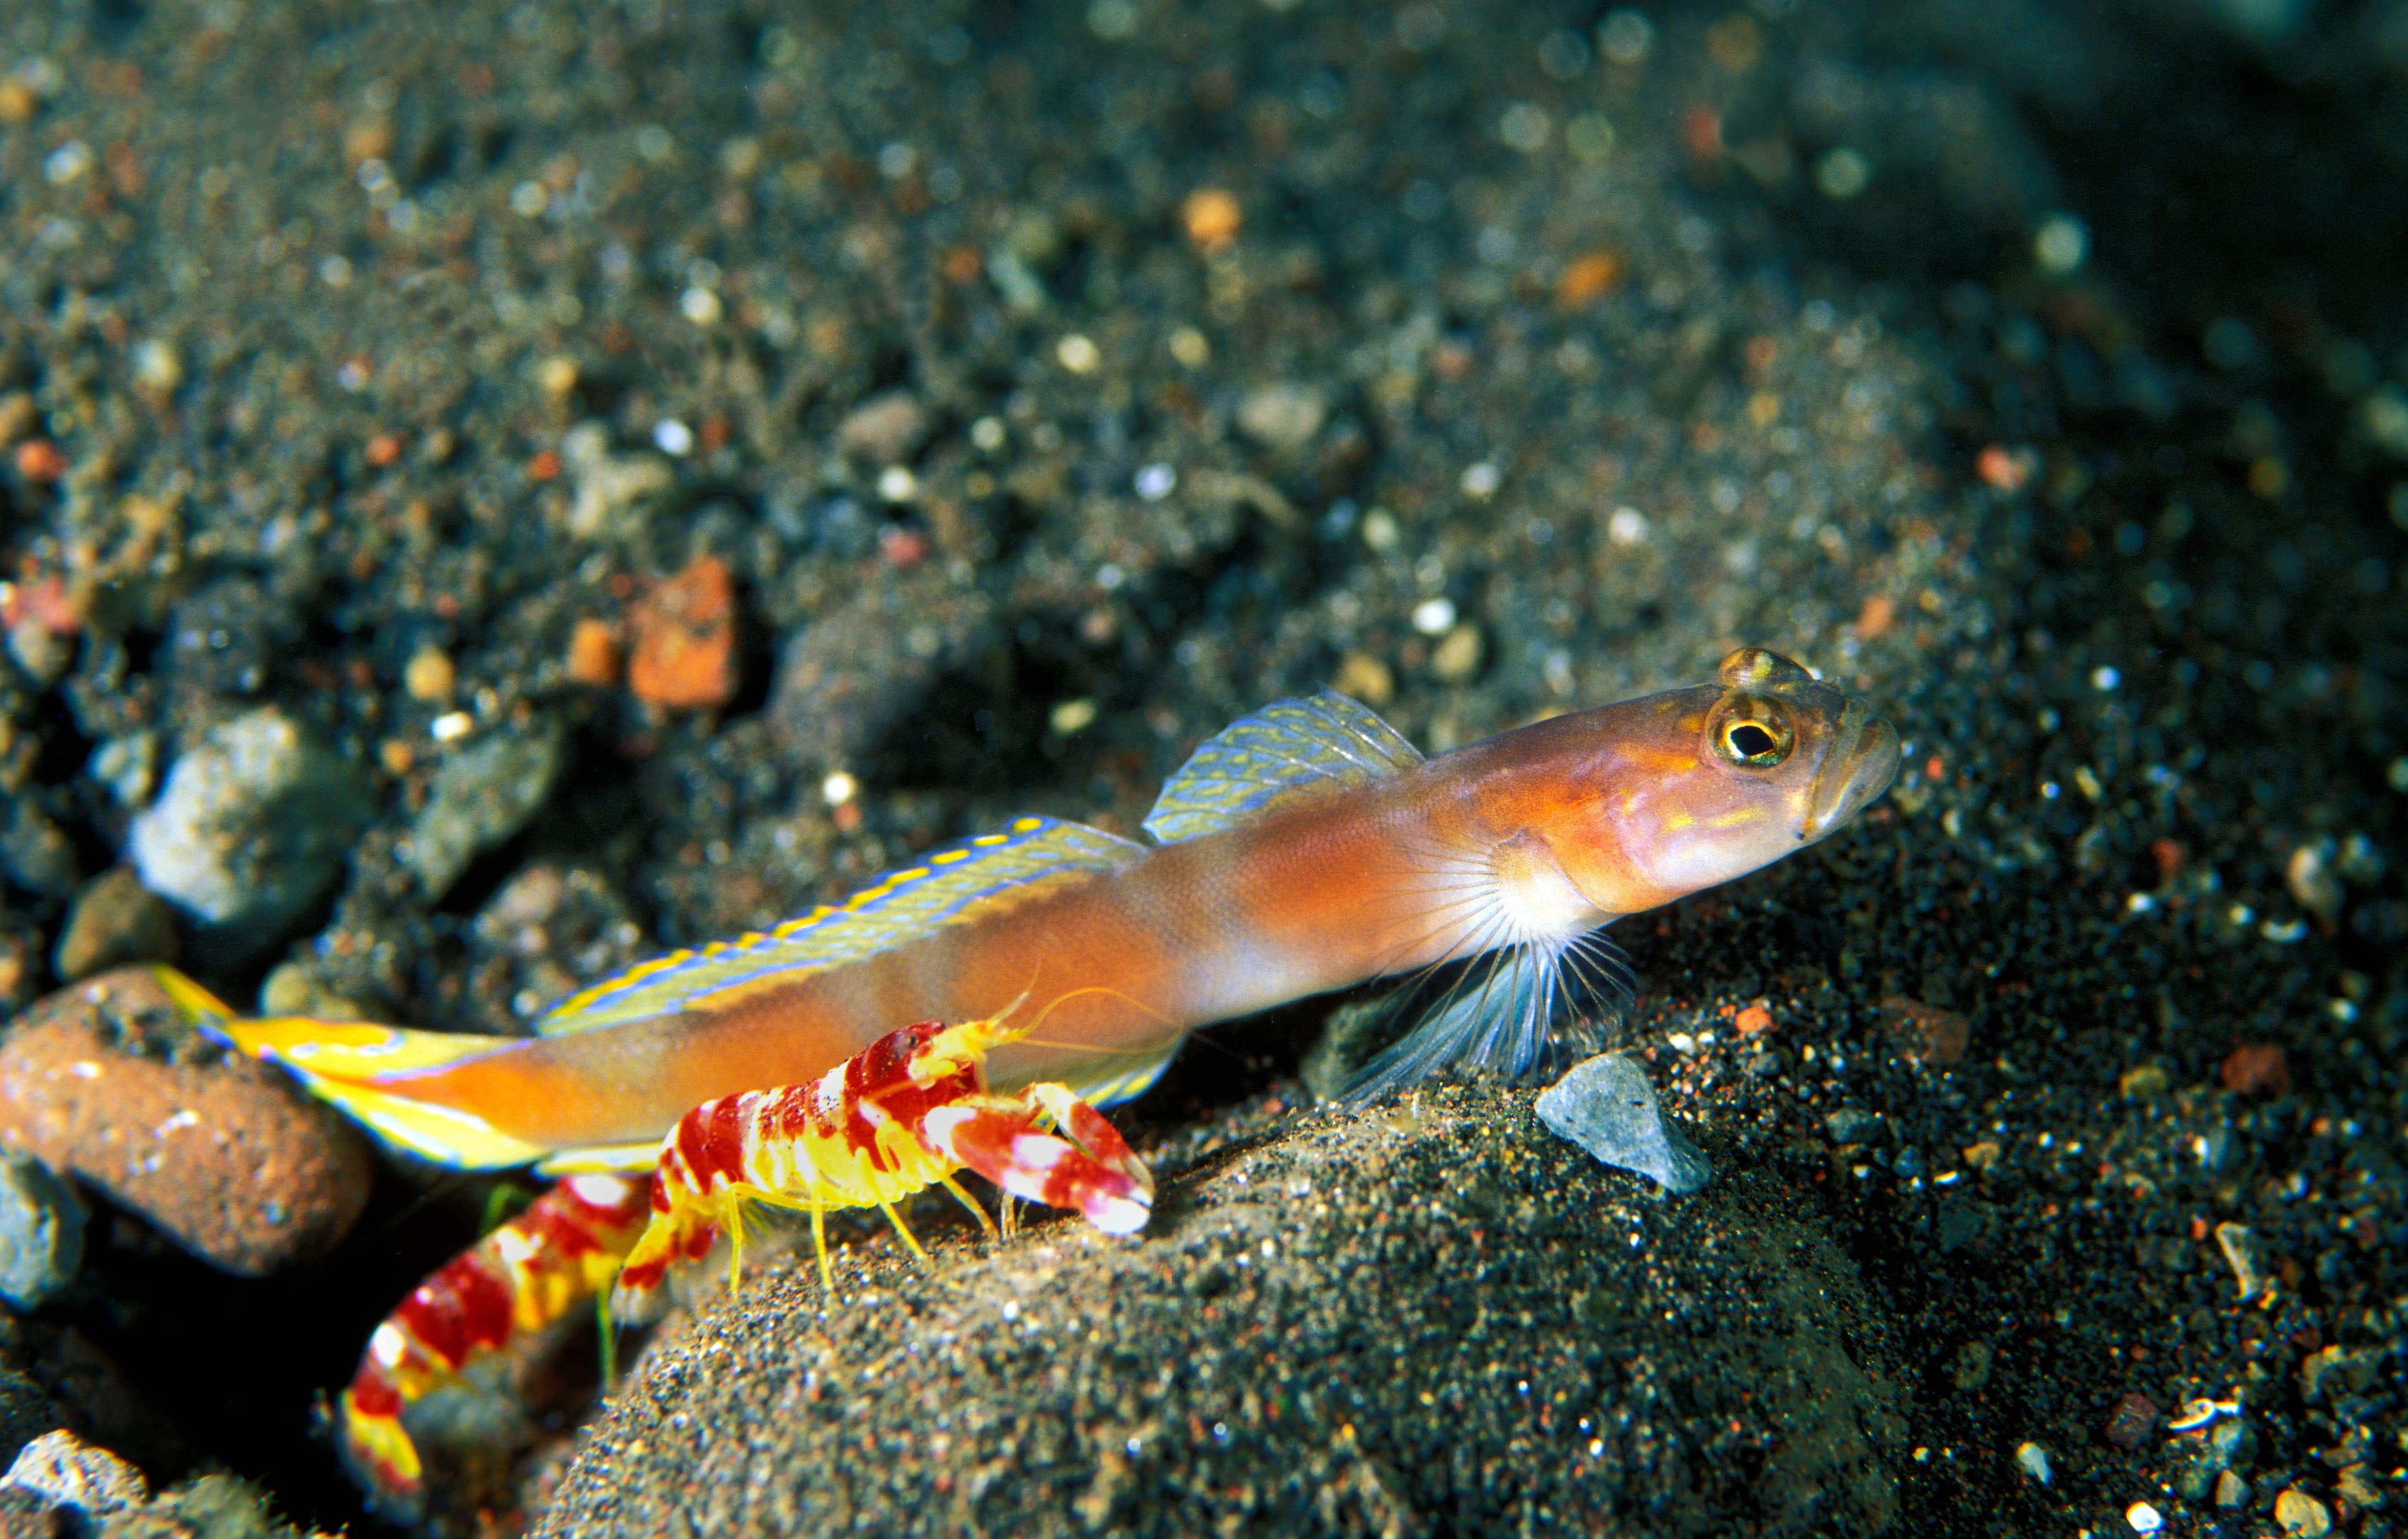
[2276,1487,2333,1537]
[0,799,80,899]
[1880,995,1968,1064]
[1947,1340,1992,1391]
[402,645,457,702]
[159,576,292,696]
[2215,1469,2250,1507]
[2284,841,2342,922]
[566,617,620,686]
[1235,382,1327,454]
[2012,1441,2051,1484]
[405,720,566,899]
[1534,1052,1712,1194]
[766,587,994,770]
[2125,1500,2163,1535]
[1332,651,1394,706]
[0,1153,83,1308]
[0,967,371,1275]
[1,1430,146,1517]
[87,733,157,810]
[1824,1106,1883,1145]
[51,869,177,981]
[2103,1391,2160,1449]
[2335,1463,2381,1513]
[1430,623,1484,683]
[835,390,931,464]
[2299,1344,2379,1404]
[2214,1221,2269,1301]
[560,421,674,540]
[2219,1041,2289,1096]
[628,556,739,710]
[127,709,374,957]
[256,962,381,1024]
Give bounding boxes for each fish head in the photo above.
[1547,647,1899,913]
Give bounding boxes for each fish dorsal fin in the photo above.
[1143,691,1423,844]
[534,816,1144,1037]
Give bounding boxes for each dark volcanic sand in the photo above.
[0,0,2401,1535]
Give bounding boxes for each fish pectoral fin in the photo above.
[1339,929,1634,1104]
[1144,690,1424,844]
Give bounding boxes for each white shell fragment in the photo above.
[1535,1052,1713,1194]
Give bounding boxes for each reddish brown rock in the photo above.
[2219,1041,2290,1097]
[0,968,371,1276]
[626,555,737,710]
[1881,996,1970,1066]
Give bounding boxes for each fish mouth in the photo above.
[1800,695,1901,841]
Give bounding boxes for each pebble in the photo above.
[2214,1221,2269,1301]
[560,421,674,540]
[2126,1500,2164,1534]
[1824,1106,1884,1145]
[1879,995,1969,1064]
[1534,1052,1713,1194]
[834,390,931,464]
[1235,383,1328,454]
[628,555,739,710]
[51,868,178,981]
[2103,1391,2160,1449]
[2012,1441,2051,1484]
[0,968,371,1276]
[2219,1041,2289,1096]
[0,799,81,899]
[404,719,565,899]
[566,617,621,686]
[1430,622,1484,683]
[126,708,373,956]
[1,1430,147,1518]
[401,644,457,702]
[2215,1470,2251,1506]
[1332,651,1395,705]
[2275,1488,2332,1538]
[0,1152,84,1309]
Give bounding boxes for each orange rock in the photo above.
[1881,995,1968,1065]
[2219,1041,2289,1097]
[1854,593,1895,641]
[567,616,621,686]
[1733,1002,1775,1036]
[628,555,738,710]
[0,967,371,1274]
[1181,187,1242,255]
[1556,251,1624,310]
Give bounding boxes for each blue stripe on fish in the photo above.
[533,815,1144,1037]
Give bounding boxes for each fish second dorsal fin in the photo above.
[534,815,1144,1037]
[1143,690,1424,844]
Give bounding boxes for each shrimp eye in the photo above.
[1716,715,1793,768]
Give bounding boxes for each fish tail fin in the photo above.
[211,1011,552,1170]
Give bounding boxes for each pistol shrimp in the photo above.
[335,1002,1154,1518]
[613,1007,1156,1310]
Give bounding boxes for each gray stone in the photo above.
[0,801,80,900]
[1534,1052,1714,1194]
[404,720,565,899]
[0,1154,83,1310]
[126,710,373,947]
[1,1429,147,1517]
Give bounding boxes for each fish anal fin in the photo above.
[534,815,1144,1037]
[1144,691,1423,844]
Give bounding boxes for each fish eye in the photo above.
[1715,712,1793,768]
